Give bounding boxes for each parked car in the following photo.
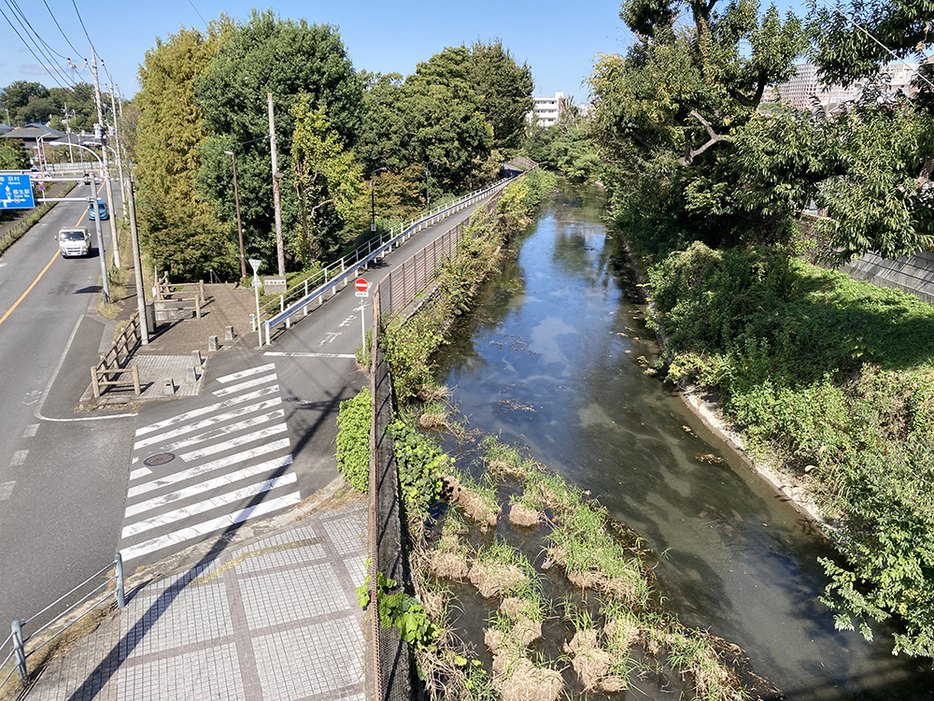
[88,199,109,221]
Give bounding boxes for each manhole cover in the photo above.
[143,452,175,467]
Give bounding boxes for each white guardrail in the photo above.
[259,175,516,346]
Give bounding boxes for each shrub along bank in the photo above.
[643,240,934,660]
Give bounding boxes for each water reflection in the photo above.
[437,183,934,699]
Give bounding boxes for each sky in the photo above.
[1,0,808,104]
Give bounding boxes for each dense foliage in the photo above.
[647,241,934,658]
[590,0,805,254]
[0,80,102,130]
[134,22,234,280]
[336,388,371,492]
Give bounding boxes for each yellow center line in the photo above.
[0,250,59,327]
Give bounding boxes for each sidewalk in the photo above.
[22,492,368,701]
[83,282,258,407]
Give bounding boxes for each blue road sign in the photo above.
[0,173,35,209]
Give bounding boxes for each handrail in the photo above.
[0,553,125,691]
[260,175,516,345]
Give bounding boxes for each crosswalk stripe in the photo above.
[128,442,291,496]
[216,363,276,384]
[179,424,288,462]
[129,467,152,480]
[134,398,284,451]
[125,456,295,519]
[213,373,278,397]
[121,493,302,562]
[135,385,280,437]
[143,408,285,454]
[121,473,298,539]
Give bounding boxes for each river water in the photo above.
[436,184,934,699]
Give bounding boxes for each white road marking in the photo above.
[212,373,278,397]
[216,363,276,384]
[125,455,294,518]
[129,467,153,480]
[135,386,279,437]
[320,332,340,345]
[179,424,289,462]
[10,450,27,466]
[264,352,356,359]
[339,315,355,327]
[120,493,302,562]
[121,472,298,539]
[133,398,283,450]
[155,409,285,454]
[128,442,291,497]
[22,424,39,438]
[0,481,14,500]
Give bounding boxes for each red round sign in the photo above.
[354,278,369,292]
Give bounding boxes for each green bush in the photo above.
[646,240,934,658]
[335,389,371,492]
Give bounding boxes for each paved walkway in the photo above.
[83,282,259,407]
[23,496,368,701]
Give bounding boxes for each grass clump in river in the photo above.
[396,424,765,700]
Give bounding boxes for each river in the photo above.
[436,183,934,699]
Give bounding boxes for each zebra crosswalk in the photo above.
[119,363,301,564]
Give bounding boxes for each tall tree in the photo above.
[469,39,534,153]
[290,95,364,263]
[135,21,235,280]
[590,0,805,252]
[194,9,364,269]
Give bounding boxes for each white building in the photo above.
[530,92,564,127]
[770,62,918,111]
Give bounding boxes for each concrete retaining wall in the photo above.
[840,249,934,305]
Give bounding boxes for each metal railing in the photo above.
[0,553,126,691]
[259,175,516,345]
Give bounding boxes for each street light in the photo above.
[369,167,387,233]
[50,140,149,341]
[83,170,111,304]
[224,150,247,279]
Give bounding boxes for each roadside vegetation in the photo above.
[588,0,934,662]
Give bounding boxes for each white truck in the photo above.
[57,228,91,258]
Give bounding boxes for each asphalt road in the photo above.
[0,184,133,631]
[0,189,491,630]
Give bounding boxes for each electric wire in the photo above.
[187,0,209,29]
[819,0,934,92]
[70,0,93,49]
[1,0,74,90]
[41,0,84,60]
[3,0,76,89]
[134,126,271,152]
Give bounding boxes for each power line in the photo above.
[819,0,934,93]
[70,0,93,50]
[1,0,75,90]
[187,0,209,29]
[41,0,84,61]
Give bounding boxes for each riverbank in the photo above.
[626,237,934,663]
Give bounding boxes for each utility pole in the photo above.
[88,173,110,303]
[268,93,285,277]
[126,173,149,344]
[62,103,74,163]
[225,150,247,279]
[86,45,120,269]
[108,82,127,220]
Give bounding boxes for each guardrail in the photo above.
[0,554,126,692]
[91,312,142,398]
[259,175,516,346]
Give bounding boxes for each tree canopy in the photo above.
[194,9,364,269]
[135,21,235,280]
[0,81,106,131]
[590,0,806,253]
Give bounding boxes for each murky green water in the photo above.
[437,184,934,699]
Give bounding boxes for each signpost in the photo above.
[249,259,263,348]
[0,173,35,210]
[354,278,369,348]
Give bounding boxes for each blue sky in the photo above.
[1,0,809,103]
